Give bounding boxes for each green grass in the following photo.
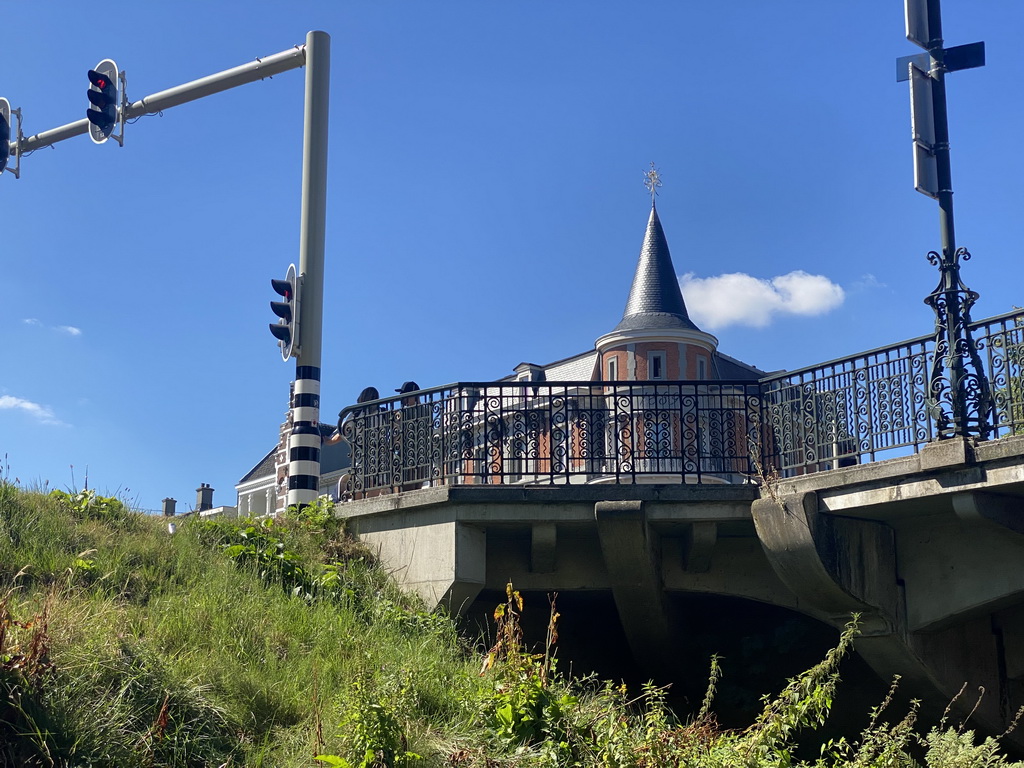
[0,484,480,766]
[1,480,1021,767]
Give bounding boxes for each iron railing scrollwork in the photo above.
[759,308,1024,475]
[338,381,763,494]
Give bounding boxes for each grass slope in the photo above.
[0,481,1020,767]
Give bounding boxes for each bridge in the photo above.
[332,308,1024,744]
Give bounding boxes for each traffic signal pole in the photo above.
[287,30,330,508]
[9,43,308,155]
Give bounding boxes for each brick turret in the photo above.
[595,202,718,381]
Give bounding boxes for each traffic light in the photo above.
[0,98,10,175]
[86,59,119,144]
[269,263,300,360]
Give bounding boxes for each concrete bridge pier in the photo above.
[752,437,1024,748]
[594,500,680,678]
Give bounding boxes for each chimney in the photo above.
[162,497,177,517]
[195,483,214,512]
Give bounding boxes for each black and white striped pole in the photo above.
[285,30,330,508]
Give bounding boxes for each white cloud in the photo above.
[680,270,845,330]
[0,395,67,426]
[20,318,82,336]
[851,273,887,291]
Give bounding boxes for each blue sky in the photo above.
[3,1,1022,511]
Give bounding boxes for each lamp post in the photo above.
[899,0,992,438]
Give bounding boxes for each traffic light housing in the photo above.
[0,98,10,175]
[86,59,120,144]
[269,263,300,360]
[0,97,21,178]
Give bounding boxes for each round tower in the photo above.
[595,198,717,382]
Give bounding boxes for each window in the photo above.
[698,357,707,379]
[649,351,666,380]
[606,357,618,381]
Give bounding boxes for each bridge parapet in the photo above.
[337,379,764,494]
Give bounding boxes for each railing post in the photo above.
[923,248,994,439]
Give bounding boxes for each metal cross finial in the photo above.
[643,162,662,203]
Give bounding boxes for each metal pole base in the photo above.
[923,247,994,439]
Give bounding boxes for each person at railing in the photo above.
[396,381,420,406]
[326,386,386,498]
[357,386,381,407]
[325,386,381,446]
[394,381,433,492]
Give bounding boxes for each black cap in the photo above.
[395,381,420,394]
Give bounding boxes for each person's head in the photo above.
[357,386,380,404]
[395,381,420,405]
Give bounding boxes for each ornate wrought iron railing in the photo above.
[759,338,936,473]
[338,381,764,495]
[759,308,1024,473]
[335,310,1024,496]
[970,310,1024,438]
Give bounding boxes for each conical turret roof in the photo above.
[612,204,700,333]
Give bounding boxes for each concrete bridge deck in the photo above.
[337,434,1024,747]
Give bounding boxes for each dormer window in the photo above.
[514,363,545,384]
[649,351,666,380]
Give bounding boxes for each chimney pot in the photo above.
[196,484,215,512]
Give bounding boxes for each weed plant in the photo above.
[0,480,1021,767]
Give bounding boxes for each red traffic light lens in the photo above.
[271,278,293,299]
[88,70,114,91]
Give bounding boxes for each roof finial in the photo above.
[643,162,662,206]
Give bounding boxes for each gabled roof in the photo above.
[713,351,767,381]
[501,350,598,382]
[545,350,598,380]
[237,448,277,485]
[237,424,343,486]
[612,204,701,334]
